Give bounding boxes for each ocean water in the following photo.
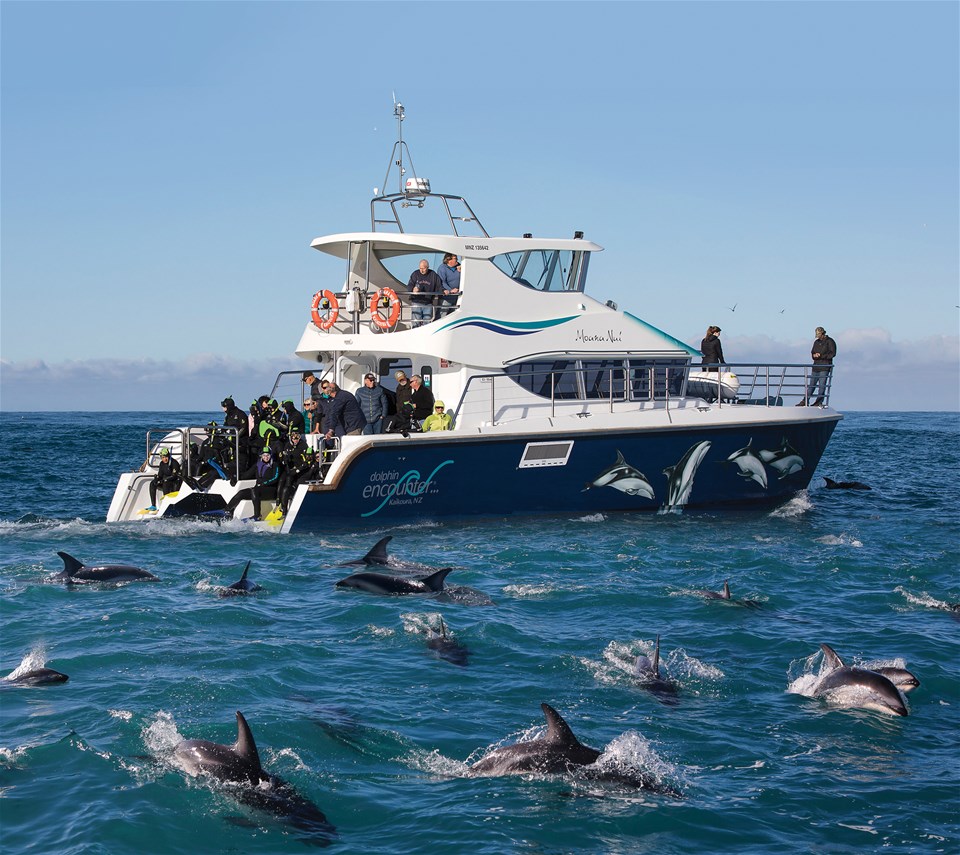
[1,410,958,854]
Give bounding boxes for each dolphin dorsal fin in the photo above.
[233,711,263,777]
[438,616,448,639]
[363,536,393,565]
[722,580,731,600]
[820,644,845,670]
[422,568,454,592]
[652,635,661,678]
[239,562,251,583]
[541,703,580,747]
[57,552,84,577]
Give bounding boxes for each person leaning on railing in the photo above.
[798,326,836,406]
[700,325,725,371]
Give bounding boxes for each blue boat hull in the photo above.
[285,418,839,531]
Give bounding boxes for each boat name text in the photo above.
[575,329,623,343]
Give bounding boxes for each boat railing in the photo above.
[453,362,831,426]
[309,288,461,335]
[144,425,242,481]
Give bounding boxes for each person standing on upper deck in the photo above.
[407,259,443,326]
[798,326,837,406]
[408,374,435,421]
[436,253,461,317]
[700,326,725,371]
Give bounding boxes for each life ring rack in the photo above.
[310,290,339,330]
[370,287,402,330]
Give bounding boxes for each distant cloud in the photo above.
[1,329,957,412]
[1,354,302,412]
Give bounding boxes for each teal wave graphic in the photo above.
[433,315,578,335]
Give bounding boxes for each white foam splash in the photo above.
[142,711,184,757]
[769,491,812,518]
[815,534,863,547]
[895,586,954,611]
[4,645,48,681]
[503,583,555,597]
[574,513,606,523]
[109,709,133,721]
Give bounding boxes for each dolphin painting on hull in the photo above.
[758,438,804,479]
[806,644,909,717]
[218,562,262,597]
[53,551,159,585]
[634,635,679,705]
[726,440,767,489]
[468,703,680,795]
[662,441,711,511]
[173,711,336,842]
[335,567,453,596]
[583,451,655,499]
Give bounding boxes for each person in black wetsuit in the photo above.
[221,396,250,475]
[224,449,282,520]
[147,447,182,510]
[276,428,312,516]
[281,399,306,435]
[700,326,725,371]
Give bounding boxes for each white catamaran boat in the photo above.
[107,103,840,531]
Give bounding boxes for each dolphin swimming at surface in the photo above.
[425,616,470,667]
[823,477,872,491]
[758,438,804,479]
[808,644,909,717]
[173,711,336,841]
[468,703,680,795]
[218,562,262,597]
[3,667,69,686]
[696,580,732,600]
[339,536,393,567]
[726,440,768,489]
[53,551,159,585]
[335,567,454,595]
[634,635,679,705]
[662,441,711,510]
[584,451,655,498]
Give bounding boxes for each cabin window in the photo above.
[490,250,588,293]
[504,361,580,398]
[580,360,627,400]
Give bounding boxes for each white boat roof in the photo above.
[311,232,604,260]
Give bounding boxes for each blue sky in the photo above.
[2,1,957,411]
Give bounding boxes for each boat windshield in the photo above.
[490,249,589,293]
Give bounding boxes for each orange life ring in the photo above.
[310,290,339,330]
[370,287,402,329]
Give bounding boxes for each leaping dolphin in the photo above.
[340,536,393,567]
[3,667,69,687]
[823,477,872,491]
[335,567,454,595]
[726,440,768,489]
[823,645,920,694]
[634,635,679,705]
[468,703,679,794]
[662,441,711,510]
[809,644,909,717]
[218,562,262,597]
[54,551,159,585]
[758,438,804,479]
[584,451,655,498]
[174,711,336,841]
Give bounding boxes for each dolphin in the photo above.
[584,451,655,498]
[174,711,336,840]
[468,703,679,794]
[696,580,732,600]
[758,438,804,479]
[335,567,453,595]
[825,646,921,694]
[634,635,679,705]
[726,440,768,489]
[3,667,69,687]
[823,477,872,491]
[53,551,159,585]
[810,644,908,717]
[218,562,262,597]
[340,535,393,567]
[662,441,711,509]
[425,616,469,667]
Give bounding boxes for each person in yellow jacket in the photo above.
[421,400,454,431]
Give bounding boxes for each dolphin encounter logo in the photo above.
[360,461,454,517]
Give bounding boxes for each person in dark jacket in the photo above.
[281,399,306,435]
[700,326,725,370]
[225,448,282,520]
[408,374,435,420]
[323,383,367,439]
[407,259,443,326]
[799,326,837,406]
[356,373,390,435]
[221,396,250,475]
[147,447,182,510]
[276,428,313,515]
